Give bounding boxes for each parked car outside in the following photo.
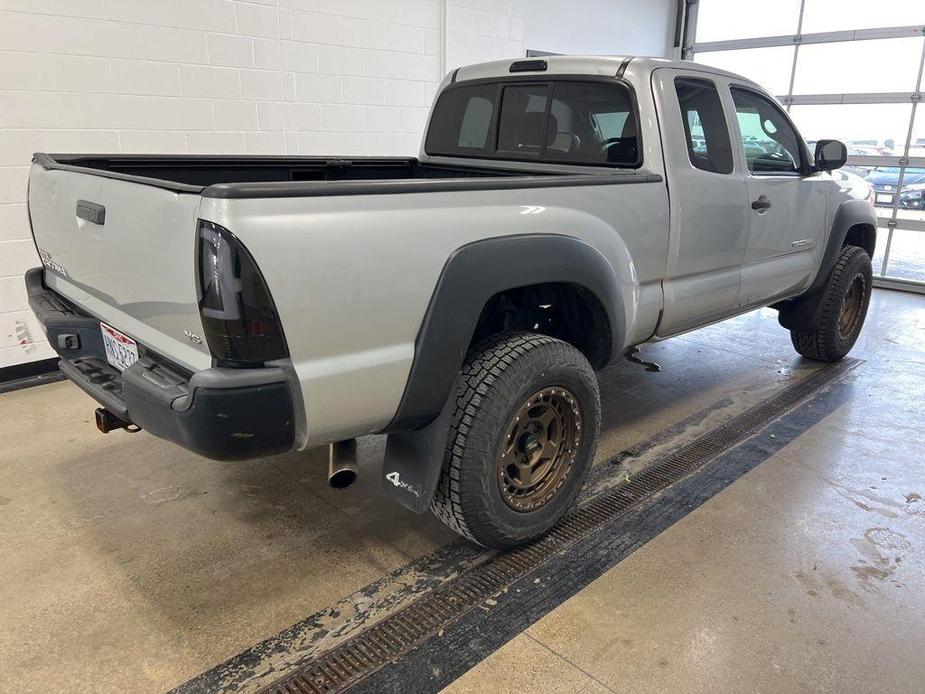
[866,166,925,207]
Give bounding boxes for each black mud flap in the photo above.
[381,382,457,513]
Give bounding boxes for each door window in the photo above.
[731,87,805,174]
[675,77,734,174]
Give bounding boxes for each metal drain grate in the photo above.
[263,360,857,694]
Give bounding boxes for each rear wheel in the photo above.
[431,332,600,549]
[790,245,872,362]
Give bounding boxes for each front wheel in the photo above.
[430,332,601,549]
[790,245,872,362]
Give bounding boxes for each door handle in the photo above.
[751,195,772,212]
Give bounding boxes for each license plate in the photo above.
[876,193,894,205]
[100,322,139,371]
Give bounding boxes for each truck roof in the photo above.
[449,55,752,89]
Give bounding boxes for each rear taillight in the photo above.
[197,220,288,366]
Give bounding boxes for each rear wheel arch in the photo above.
[384,234,624,433]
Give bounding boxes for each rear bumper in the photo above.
[26,267,295,461]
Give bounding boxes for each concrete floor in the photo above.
[0,288,922,693]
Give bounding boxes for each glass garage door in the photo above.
[685,0,925,292]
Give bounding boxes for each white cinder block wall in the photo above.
[0,0,527,369]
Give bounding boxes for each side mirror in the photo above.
[814,139,847,171]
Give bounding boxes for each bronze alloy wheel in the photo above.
[839,272,866,341]
[498,386,582,513]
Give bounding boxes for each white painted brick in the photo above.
[240,69,283,100]
[298,131,345,155]
[104,0,176,26]
[294,74,343,103]
[78,95,213,130]
[177,0,238,33]
[208,34,255,68]
[118,131,188,153]
[0,53,112,92]
[213,100,260,130]
[278,8,293,39]
[509,15,524,41]
[342,77,386,105]
[280,41,320,73]
[236,2,279,38]
[0,277,28,318]
[245,131,286,153]
[0,92,83,129]
[344,132,388,155]
[365,106,404,133]
[0,341,54,367]
[283,103,321,131]
[405,54,440,82]
[319,104,364,132]
[386,80,425,107]
[137,26,210,64]
[392,0,442,29]
[180,65,241,99]
[253,39,282,69]
[282,72,297,100]
[279,0,318,11]
[285,131,299,153]
[364,50,405,79]
[341,18,384,49]
[112,59,181,96]
[0,11,139,58]
[291,11,341,44]
[404,107,429,133]
[0,342,56,368]
[316,0,365,19]
[0,203,28,243]
[384,23,427,54]
[0,239,38,277]
[0,311,47,354]
[0,132,43,169]
[318,45,365,76]
[185,131,246,153]
[258,102,286,130]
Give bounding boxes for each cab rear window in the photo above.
[424,80,641,167]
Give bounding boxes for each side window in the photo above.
[674,77,734,174]
[730,87,804,174]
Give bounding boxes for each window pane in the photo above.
[802,0,925,33]
[793,38,923,95]
[425,84,497,157]
[731,88,803,173]
[675,77,733,174]
[546,82,639,165]
[876,228,925,282]
[789,103,913,156]
[695,0,802,42]
[695,46,795,96]
[497,84,549,155]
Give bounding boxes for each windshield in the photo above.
[424,80,641,167]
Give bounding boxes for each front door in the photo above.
[727,86,828,308]
[652,68,750,336]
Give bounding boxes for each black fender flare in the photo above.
[778,199,877,331]
[380,233,625,512]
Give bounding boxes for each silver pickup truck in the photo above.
[26,56,877,548]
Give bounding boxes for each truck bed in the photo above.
[35,153,521,191]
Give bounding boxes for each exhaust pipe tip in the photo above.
[329,467,358,489]
[328,439,359,489]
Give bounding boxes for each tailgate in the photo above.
[28,160,212,372]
